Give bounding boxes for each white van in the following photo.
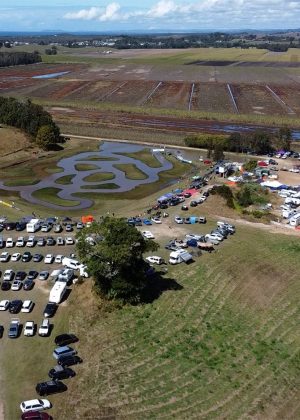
[289,213,300,227]
[26,219,41,233]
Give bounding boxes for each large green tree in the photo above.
[76,217,159,303]
[35,125,58,150]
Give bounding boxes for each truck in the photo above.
[169,249,193,265]
[49,281,67,304]
[26,219,41,233]
[8,318,20,338]
[58,269,74,284]
[62,257,89,277]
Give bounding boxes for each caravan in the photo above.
[26,219,41,233]
[289,213,300,227]
[49,281,67,304]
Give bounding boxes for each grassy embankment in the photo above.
[114,164,147,180]
[49,225,300,419]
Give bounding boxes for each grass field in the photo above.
[32,187,80,207]
[114,163,148,180]
[48,223,300,419]
[83,172,115,183]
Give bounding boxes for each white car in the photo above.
[0,300,10,311]
[38,318,50,337]
[197,196,207,203]
[24,321,35,337]
[65,237,74,245]
[21,300,34,313]
[205,234,220,245]
[11,280,22,291]
[3,269,14,281]
[55,255,64,264]
[175,216,184,224]
[16,237,25,247]
[44,254,54,264]
[146,256,163,265]
[0,251,10,262]
[6,238,14,248]
[151,217,162,224]
[11,252,21,262]
[41,224,51,232]
[57,237,65,246]
[26,236,35,247]
[142,231,155,239]
[20,399,51,413]
[210,232,224,241]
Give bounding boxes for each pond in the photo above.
[0,141,173,210]
[32,71,70,79]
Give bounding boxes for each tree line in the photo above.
[0,97,61,150]
[0,51,41,68]
[184,127,292,157]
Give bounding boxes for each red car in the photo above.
[21,411,53,420]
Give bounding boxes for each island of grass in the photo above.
[32,187,80,207]
[114,163,148,180]
[55,174,76,185]
[4,178,40,187]
[81,183,119,190]
[76,155,118,161]
[75,163,99,171]
[121,149,163,168]
[83,172,115,183]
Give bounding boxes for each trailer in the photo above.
[198,242,214,252]
[169,249,193,265]
[49,281,67,304]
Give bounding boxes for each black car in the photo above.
[159,203,168,209]
[28,270,38,280]
[33,253,43,262]
[58,355,83,367]
[48,365,76,380]
[190,201,198,207]
[0,325,4,338]
[181,205,189,211]
[203,191,209,197]
[5,222,16,231]
[1,281,11,291]
[15,271,27,281]
[184,192,191,198]
[54,333,78,347]
[46,237,56,246]
[43,302,58,318]
[23,279,35,290]
[15,222,26,231]
[36,380,67,396]
[22,251,32,262]
[9,299,22,313]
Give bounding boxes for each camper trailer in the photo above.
[49,281,67,304]
[169,249,193,265]
[289,213,300,227]
[26,219,41,233]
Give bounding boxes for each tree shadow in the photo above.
[141,271,183,304]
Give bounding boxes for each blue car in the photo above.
[143,219,152,225]
[187,239,198,247]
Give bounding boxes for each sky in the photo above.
[1,0,300,32]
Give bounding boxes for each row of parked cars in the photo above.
[0,218,84,233]
[0,235,74,248]
[20,333,82,419]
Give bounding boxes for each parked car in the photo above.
[3,269,15,281]
[8,318,20,338]
[48,365,75,380]
[174,216,184,224]
[1,281,11,291]
[39,271,49,281]
[53,346,77,360]
[43,302,58,318]
[44,254,54,264]
[0,252,10,262]
[23,279,35,291]
[11,252,21,262]
[0,299,10,311]
[187,239,198,247]
[21,411,53,420]
[181,205,189,211]
[16,271,27,281]
[6,237,14,248]
[9,300,22,313]
[146,256,164,265]
[76,222,84,230]
[37,238,46,247]
[20,399,51,413]
[27,270,38,280]
[210,231,224,241]
[56,237,65,246]
[26,236,36,247]
[21,300,34,313]
[183,192,191,198]
[24,321,35,337]
[11,280,23,291]
[57,355,82,367]
[46,237,55,246]
[33,253,43,262]
[142,231,155,239]
[16,237,25,247]
[190,201,198,207]
[151,217,162,224]
[55,255,64,264]
[41,224,51,233]
[185,234,204,241]
[65,237,74,245]
[143,219,152,225]
[65,224,73,232]
[54,224,63,233]
[38,319,50,337]
[15,222,26,231]
[36,380,67,397]
[54,333,78,346]
[22,251,32,262]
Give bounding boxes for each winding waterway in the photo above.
[0,141,173,210]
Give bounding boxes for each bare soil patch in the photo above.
[147,81,191,109]
[191,82,235,113]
